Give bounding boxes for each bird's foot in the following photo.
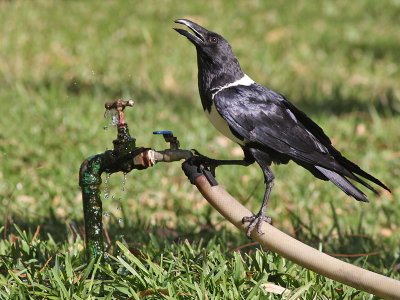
[189,149,220,176]
[183,150,219,185]
[242,214,271,238]
[190,149,216,164]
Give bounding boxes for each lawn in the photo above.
[0,0,399,298]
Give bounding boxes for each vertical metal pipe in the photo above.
[79,154,105,261]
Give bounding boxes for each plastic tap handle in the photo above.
[153,131,179,149]
[153,131,174,139]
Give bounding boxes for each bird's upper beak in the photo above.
[174,19,206,46]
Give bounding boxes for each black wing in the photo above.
[215,84,336,167]
[213,84,389,197]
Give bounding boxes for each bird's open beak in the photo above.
[174,19,206,46]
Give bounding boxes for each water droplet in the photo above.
[117,206,121,210]
[103,212,110,217]
[121,173,127,192]
[111,195,115,200]
[118,218,123,223]
[104,253,109,259]
[104,173,111,199]
[105,173,111,184]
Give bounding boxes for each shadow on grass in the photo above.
[4,207,249,255]
[20,77,400,117]
[286,84,399,117]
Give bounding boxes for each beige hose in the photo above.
[193,175,400,299]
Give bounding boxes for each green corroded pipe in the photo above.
[79,100,138,261]
[79,147,193,261]
[79,154,106,260]
[79,115,140,261]
[79,106,193,261]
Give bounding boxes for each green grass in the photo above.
[1,0,399,298]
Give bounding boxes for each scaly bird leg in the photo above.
[242,148,274,237]
[242,177,274,237]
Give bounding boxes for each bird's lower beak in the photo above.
[174,19,206,45]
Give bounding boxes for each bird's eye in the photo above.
[210,37,218,44]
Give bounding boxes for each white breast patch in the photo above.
[205,103,245,145]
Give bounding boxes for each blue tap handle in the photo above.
[153,131,179,149]
[153,130,174,138]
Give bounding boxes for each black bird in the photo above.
[174,19,390,237]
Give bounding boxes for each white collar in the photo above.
[211,74,255,100]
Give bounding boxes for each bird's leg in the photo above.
[242,176,274,237]
[242,149,274,237]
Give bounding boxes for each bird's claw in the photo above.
[183,150,219,186]
[190,149,214,163]
[191,149,202,156]
[189,149,218,176]
[242,214,271,238]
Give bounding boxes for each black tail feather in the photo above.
[345,171,379,195]
[331,149,390,192]
[315,166,369,202]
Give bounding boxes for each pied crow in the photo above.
[174,19,390,237]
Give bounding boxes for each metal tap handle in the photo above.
[105,99,134,125]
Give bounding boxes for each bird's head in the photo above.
[174,19,242,79]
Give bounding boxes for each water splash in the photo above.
[121,172,127,192]
[104,173,111,199]
[105,173,111,183]
[104,108,119,130]
[103,173,126,240]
